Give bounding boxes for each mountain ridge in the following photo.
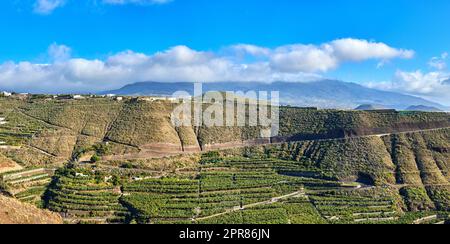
[103,80,447,110]
[406,105,443,112]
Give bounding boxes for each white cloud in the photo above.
[428,52,448,70]
[33,0,66,15]
[233,38,414,73]
[330,38,414,61]
[367,52,450,105]
[230,44,272,57]
[392,70,448,94]
[367,70,450,105]
[107,50,150,66]
[0,39,413,93]
[48,43,72,62]
[270,44,338,73]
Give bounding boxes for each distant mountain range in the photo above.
[355,104,389,111]
[103,80,448,110]
[406,105,443,112]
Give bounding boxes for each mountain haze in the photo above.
[104,80,446,110]
[406,105,443,112]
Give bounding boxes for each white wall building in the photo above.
[1,91,12,97]
[73,95,85,100]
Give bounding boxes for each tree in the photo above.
[91,154,100,163]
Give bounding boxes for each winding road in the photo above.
[194,190,303,222]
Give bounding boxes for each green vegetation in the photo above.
[400,187,435,211]
[105,100,180,146]
[233,137,396,184]
[1,167,55,207]
[46,168,130,224]
[118,154,344,224]
[90,155,100,163]
[3,146,449,224]
[281,197,327,224]
[0,97,449,224]
[309,189,399,224]
[279,107,449,138]
[1,96,449,167]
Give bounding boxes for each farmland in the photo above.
[45,168,130,224]
[0,96,449,224]
[1,96,449,166]
[13,150,443,225]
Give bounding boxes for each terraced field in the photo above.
[310,190,399,223]
[114,154,405,224]
[116,153,449,225]
[0,96,449,224]
[120,155,344,224]
[1,149,449,224]
[1,96,449,167]
[46,169,130,224]
[1,168,55,207]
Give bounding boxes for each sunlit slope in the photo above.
[279,108,450,139]
[104,100,181,146]
[383,129,450,211]
[240,128,450,212]
[244,137,397,185]
[0,97,449,167]
[0,194,62,224]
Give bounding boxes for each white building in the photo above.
[73,95,85,100]
[166,97,178,102]
[75,173,89,178]
[1,91,12,97]
[0,118,7,125]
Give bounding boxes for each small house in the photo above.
[1,91,12,97]
[73,95,85,100]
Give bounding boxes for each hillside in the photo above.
[0,153,22,174]
[0,194,62,224]
[253,128,450,188]
[0,97,449,166]
[103,80,447,110]
[0,96,449,224]
[36,129,450,224]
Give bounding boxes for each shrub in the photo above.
[90,154,100,163]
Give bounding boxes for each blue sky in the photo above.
[0,0,449,104]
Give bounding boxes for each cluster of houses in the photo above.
[135,96,178,102]
[1,90,183,103]
[1,91,29,99]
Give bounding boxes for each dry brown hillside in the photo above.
[0,153,22,174]
[0,194,62,224]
